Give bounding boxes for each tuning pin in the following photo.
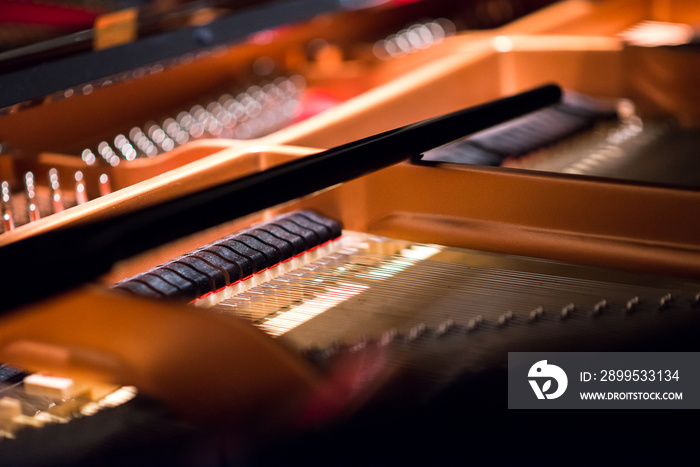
[1,181,14,231]
[114,134,137,161]
[205,103,235,139]
[146,122,175,153]
[177,112,205,139]
[190,106,223,138]
[24,172,40,222]
[74,171,88,205]
[162,118,189,146]
[98,173,111,197]
[128,127,158,158]
[81,149,97,166]
[97,141,120,166]
[2,212,13,231]
[48,168,64,213]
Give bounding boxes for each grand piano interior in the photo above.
[1,0,700,465]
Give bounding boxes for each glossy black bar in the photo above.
[0,84,561,313]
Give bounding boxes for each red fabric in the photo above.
[0,1,100,29]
